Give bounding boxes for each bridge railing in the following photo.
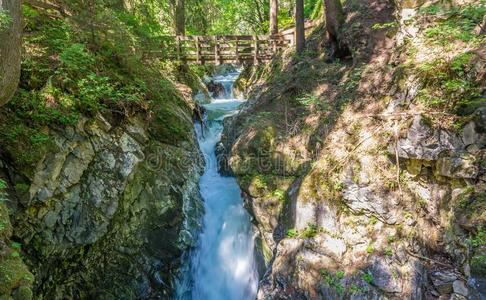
[155,35,292,65]
[153,20,319,65]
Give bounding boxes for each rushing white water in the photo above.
[175,72,258,300]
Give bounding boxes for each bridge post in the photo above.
[253,35,259,65]
[235,36,240,65]
[272,37,277,55]
[196,36,201,64]
[214,36,221,65]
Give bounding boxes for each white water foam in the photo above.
[175,72,258,300]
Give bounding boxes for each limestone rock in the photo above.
[342,181,397,224]
[10,110,204,298]
[431,270,457,294]
[394,115,463,161]
[452,280,469,297]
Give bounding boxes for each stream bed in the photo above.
[175,72,258,300]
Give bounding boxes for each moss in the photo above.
[149,100,193,145]
[0,203,12,242]
[471,254,486,276]
[0,258,34,296]
[12,286,33,300]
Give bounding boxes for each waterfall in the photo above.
[175,71,258,300]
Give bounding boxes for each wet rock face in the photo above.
[206,80,226,98]
[7,113,204,298]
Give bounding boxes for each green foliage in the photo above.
[287,228,298,238]
[349,284,365,294]
[368,216,378,225]
[321,270,345,295]
[0,8,12,31]
[362,272,374,284]
[297,94,330,111]
[59,44,94,74]
[366,243,375,254]
[423,2,486,45]
[0,180,6,203]
[470,226,486,248]
[372,22,398,30]
[301,224,319,238]
[272,189,287,201]
[415,52,482,115]
[10,242,21,250]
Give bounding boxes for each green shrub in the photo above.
[415,52,482,114]
[59,44,94,75]
[0,8,12,31]
[321,270,345,295]
[287,228,298,238]
[272,189,287,201]
[423,2,486,45]
[302,224,319,238]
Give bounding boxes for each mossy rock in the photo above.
[0,203,12,241]
[12,286,33,300]
[471,253,486,276]
[0,257,34,296]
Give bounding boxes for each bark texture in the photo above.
[295,0,305,53]
[323,0,350,58]
[0,0,21,107]
[270,0,278,35]
[175,0,185,35]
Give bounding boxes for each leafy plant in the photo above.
[11,242,21,250]
[321,270,345,295]
[59,44,94,74]
[366,243,375,254]
[302,224,319,238]
[362,272,374,284]
[423,2,486,45]
[272,189,287,201]
[471,226,486,247]
[372,22,398,30]
[0,179,7,202]
[0,8,12,31]
[287,228,298,238]
[296,94,329,111]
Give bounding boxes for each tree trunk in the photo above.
[270,0,278,35]
[295,0,305,53]
[175,0,185,35]
[0,0,21,107]
[323,0,349,59]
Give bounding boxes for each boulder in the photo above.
[431,270,457,294]
[206,80,226,98]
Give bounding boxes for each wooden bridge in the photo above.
[156,21,318,65]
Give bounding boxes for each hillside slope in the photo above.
[222,0,486,298]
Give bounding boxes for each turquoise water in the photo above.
[176,73,258,300]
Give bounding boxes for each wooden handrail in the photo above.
[156,19,319,65]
